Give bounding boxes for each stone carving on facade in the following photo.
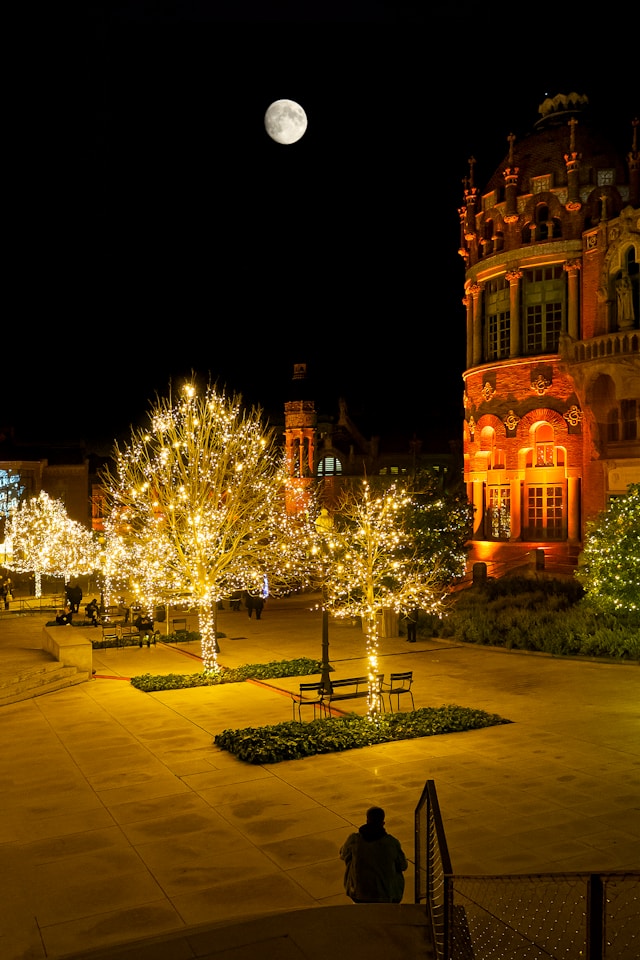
[463,389,470,410]
[482,381,496,402]
[616,273,636,329]
[467,416,476,439]
[503,410,520,434]
[563,405,583,428]
[531,374,551,395]
[564,259,581,276]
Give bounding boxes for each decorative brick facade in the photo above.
[460,93,640,576]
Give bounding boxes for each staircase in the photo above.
[0,659,88,706]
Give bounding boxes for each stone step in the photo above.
[0,664,87,706]
[0,659,62,690]
[59,902,436,960]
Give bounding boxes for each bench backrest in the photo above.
[330,674,384,690]
[389,671,413,685]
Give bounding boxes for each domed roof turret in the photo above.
[482,92,628,198]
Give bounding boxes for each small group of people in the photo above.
[0,576,13,610]
[340,806,408,903]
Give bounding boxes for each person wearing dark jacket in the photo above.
[339,805,408,903]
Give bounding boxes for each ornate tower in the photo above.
[284,363,317,514]
[459,92,640,574]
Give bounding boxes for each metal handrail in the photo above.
[415,779,640,960]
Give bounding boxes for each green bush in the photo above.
[130,657,326,692]
[213,706,512,764]
[429,575,638,660]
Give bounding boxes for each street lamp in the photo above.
[314,508,333,695]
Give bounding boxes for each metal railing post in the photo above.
[586,873,603,960]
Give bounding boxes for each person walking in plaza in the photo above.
[339,805,408,903]
[245,593,264,619]
[404,608,418,643]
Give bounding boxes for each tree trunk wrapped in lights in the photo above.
[315,480,449,714]
[100,382,293,673]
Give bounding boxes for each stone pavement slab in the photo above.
[0,594,639,959]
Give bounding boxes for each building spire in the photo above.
[629,117,639,206]
[564,117,582,210]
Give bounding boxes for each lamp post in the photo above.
[314,508,333,695]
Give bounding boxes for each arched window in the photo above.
[317,456,343,477]
[534,423,554,466]
[535,202,549,240]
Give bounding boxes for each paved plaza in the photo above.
[0,594,639,959]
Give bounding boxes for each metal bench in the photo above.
[326,674,385,712]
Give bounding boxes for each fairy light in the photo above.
[312,480,449,715]
[100,383,301,673]
[6,491,100,596]
[575,482,640,615]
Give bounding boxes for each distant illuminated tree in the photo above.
[316,480,447,713]
[0,468,23,555]
[575,483,640,619]
[100,382,295,673]
[0,468,23,518]
[405,473,473,581]
[6,491,99,596]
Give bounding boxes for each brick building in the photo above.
[460,92,639,574]
[283,362,458,513]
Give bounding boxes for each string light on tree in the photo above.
[315,481,448,715]
[100,380,301,673]
[575,482,640,617]
[6,491,100,596]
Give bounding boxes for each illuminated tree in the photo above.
[405,473,473,581]
[0,468,23,518]
[6,491,99,596]
[0,468,23,557]
[101,382,294,673]
[316,480,448,713]
[575,483,640,619]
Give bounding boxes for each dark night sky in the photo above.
[7,5,638,454]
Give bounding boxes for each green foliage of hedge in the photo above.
[213,706,512,764]
[130,657,325,692]
[418,574,639,660]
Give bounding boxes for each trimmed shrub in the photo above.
[130,657,326,692]
[213,706,512,764]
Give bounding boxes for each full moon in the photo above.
[264,99,307,145]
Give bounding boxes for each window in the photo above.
[597,169,615,186]
[621,399,637,441]
[485,276,510,360]
[317,456,342,477]
[607,409,619,442]
[487,485,511,540]
[535,423,554,466]
[524,266,565,353]
[526,485,564,540]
